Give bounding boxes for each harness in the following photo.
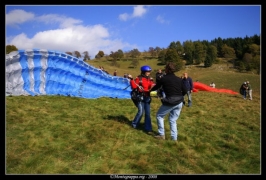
[130,75,150,107]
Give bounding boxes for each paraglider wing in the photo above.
[193,82,238,95]
[6,49,131,99]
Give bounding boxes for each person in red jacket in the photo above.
[127,65,155,134]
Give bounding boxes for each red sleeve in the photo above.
[130,77,140,89]
[147,80,155,91]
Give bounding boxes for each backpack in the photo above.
[239,84,245,95]
[130,76,147,107]
[239,87,243,95]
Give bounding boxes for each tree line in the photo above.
[6,34,260,74]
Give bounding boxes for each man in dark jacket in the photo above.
[155,69,164,83]
[150,62,187,141]
[182,72,193,107]
[155,69,165,98]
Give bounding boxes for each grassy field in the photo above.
[6,58,261,174]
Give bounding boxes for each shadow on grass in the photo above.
[231,95,242,99]
[104,115,157,136]
[104,115,131,126]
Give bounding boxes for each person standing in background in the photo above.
[210,82,215,88]
[246,81,252,100]
[155,69,166,98]
[155,69,164,83]
[182,72,193,107]
[113,70,117,76]
[241,82,248,99]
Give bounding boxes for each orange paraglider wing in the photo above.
[192,88,198,92]
[193,82,238,95]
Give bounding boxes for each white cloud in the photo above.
[8,33,34,48]
[6,9,35,26]
[132,5,147,17]
[6,9,137,58]
[119,13,130,21]
[119,5,148,21]
[156,15,169,24]
[36,14,83,28]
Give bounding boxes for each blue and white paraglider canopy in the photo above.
[6,49,131,99]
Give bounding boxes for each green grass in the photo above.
[6,59,260,174]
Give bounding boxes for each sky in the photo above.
[5,5,261,58]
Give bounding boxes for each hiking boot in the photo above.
[154,134,165,140]
[146,131,154,135]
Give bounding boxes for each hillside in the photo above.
[86,58,260,95]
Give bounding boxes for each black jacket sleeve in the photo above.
[150,81,162,91]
